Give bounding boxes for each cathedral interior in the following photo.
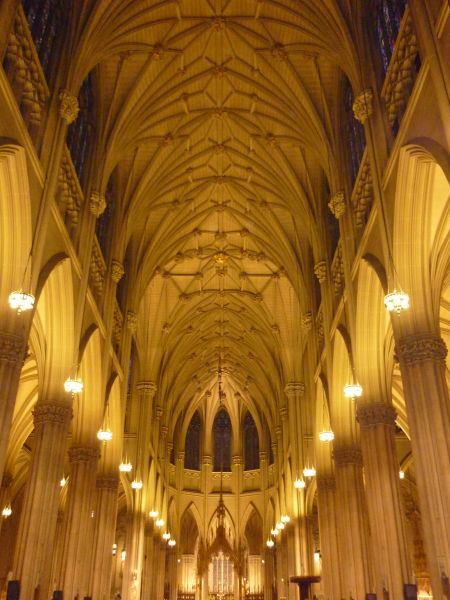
[0,0,449,599]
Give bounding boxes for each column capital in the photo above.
[396,333,447,365]
[59,89,79,124]
[314,260,327,284]
[279,406,288,420]
[96,474,119,490]
[0,330,24,364]
[352,88,373,123]
[154,405,163,420]
[126,310,138,333]
[33,403,72,427]
[356,402,397,428]
[333,445,363,466]
[111,260,125,283]
[301,311,312,331]
[284,381,305,397]
[232,454,243,466]
[203,454,213,466]
[259,451,267,462]
[68,445,100,463]
[160,425,168,439]
[328,191,346,219]
[316,474,336,492]
[137,381,157,396]
[89,190,107,217]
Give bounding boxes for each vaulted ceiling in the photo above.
[74,0,363,430]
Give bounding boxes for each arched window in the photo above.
[185,412,201,470]
[95,177,115,259]
[244,412,259,470]
[344,78,366,184]
[213,409,232,472]
[21,0,68,82]
[375,0,408,75]
[67,72,95,184]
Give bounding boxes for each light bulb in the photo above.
[270,528,279,537]
[276,522,285,530]
[97,428,113,442]
[155,518,165,528]
[281,515,290,524]
[121,549,126,562]
[399,470,405,479]
[294,478,306,489]
[149,510,159,518]
[64,378,83,394]
[2,505,12,518]
[119,462,133,473]
[343,383,363,399]
[266,539,274,548]
[303,466,316,478]
[9,291,35,313]
[384,290,409,314]
[162,532,171,540]
[168,539,176,547]
[314,550,321,562]
[60,476,67,487]
[319,430,334,442]
[131,480,143,490]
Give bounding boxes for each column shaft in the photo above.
[334,446,371,598]
[357,403,411,597]
[397,334,450,597]
[12,402,72,599]
[89,474,119,600]
[317,475,342,599]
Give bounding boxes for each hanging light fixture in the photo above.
[266,539,274,548]
[60,476,67,487]
[168,539,176,547]
[155,518,165,528]
[384,290,410,314]
[119,461,133,473]
[162,532,171,540]
[149,510,159,519]
[281,515,290,524]
[121,549,126,562]
[131,479,143,490]
[97,428,113,442]
[303,466,316,478]
[270,528,279,537]
[294,478,306,489]
[276,521,285,530]
[64,377,83,394]
[314,550,321,562]
[319,429,335,442]
[8,291,35,314]
[399,470,405,479]
[343,383,363,399]
[2,505,12,518]
[112,543,117,556]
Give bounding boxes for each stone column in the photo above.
[357,403,412,597]
[141,524,156,599]
[60,444,100,598]
[0,330,24,481]
[396,334,450,596]
[333,445,371,598]
[89,474,119,599]
[168,547,178,600]
[0,473,12,537]
[264,547,275,600]
[12,402,72,599]
[316,475,341,599]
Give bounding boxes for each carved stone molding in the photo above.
[333,445,363,466]
[259,451,267,462]
[59,89,79,124]
[284,381,305,398]
[68,445,100,464]
[33,403,73,427]
[232,454,243,466]
[160,425,168,439]
[301,312,312,331]
[96,474,119,490]
[111,260,125,283]
[316,474,336,492]
[154,406,163,420]
[396,333,447,365]
[137,381,157,396]
[0,331,24,364]
[356,402,397,428]
[275,426,282,439]
[328,191,346,219]
[279,406,288,421]
[89,190,107,217]
[126,310,138,333]
[176,450,184,461]
[352,89,373,123]
[314,261,327,284]
[203,455,213,465]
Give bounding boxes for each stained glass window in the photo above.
[66,72,95,184]
[244,413,260,470]
[344,78,366,184]
[213,409,232,472]
[21,0,68,83]
[375,0,408,75]
[95,177,115,259]
[185,412,201,470]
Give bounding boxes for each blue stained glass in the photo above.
[244,412,259,470]
[213,409,232,472]
[375,0,408,75]
[67,73,95,184]
[185,412,202,470]
[344,79,366,184]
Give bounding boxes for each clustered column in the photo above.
[316,474,341,599]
